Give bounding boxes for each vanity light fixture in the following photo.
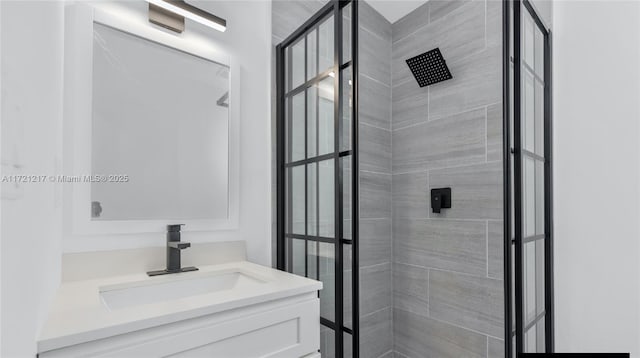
[147,0,226,33]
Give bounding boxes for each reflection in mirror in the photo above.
[91,23,229,221]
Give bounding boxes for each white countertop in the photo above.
[38,261,322,353]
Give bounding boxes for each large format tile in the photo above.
[392,78,429,130]
[486,0,503,48]
[360,123,392,174]
[392,171,429,219]
[360,171,392,219]
[360,218,392,267]
[429,161,503,220]
[487,102,503,162]
[430,269,504,338]
[393,263,429,316]
[392,0,485,86]
[359,1,392,42]
[360,26,391,86]
[392,108,486,173]
[488,337,505,358]
[429,45,502,120]
[360,263,392,316]
[392,2,430,43]
[429,0,473,23]
[394,308,487,358]
[488,220,504,279]
[272,0,327,41]
[393,219,486,275]
[361,307,393,358]
[360,74,391,130]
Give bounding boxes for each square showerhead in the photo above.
[405,48,452,87]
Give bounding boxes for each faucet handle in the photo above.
[168,241,191,249]
[167,224,185,232]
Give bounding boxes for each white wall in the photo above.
[0,1,65,356]
[553,0,640,355]
[62,1,273,266]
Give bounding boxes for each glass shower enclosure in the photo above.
[276,1,358,357]
[275,0,554,357]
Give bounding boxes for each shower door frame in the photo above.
[503,0,554,355]
[275,1,359,357]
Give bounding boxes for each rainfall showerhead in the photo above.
[405,48,452,87]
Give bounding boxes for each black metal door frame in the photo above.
[275,1,359,357]
[503,0,554,355]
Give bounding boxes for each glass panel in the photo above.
[307,163,317,236]
[523,69,535,154]
[319,242,335,321]
[290,92,305,162]
[536,316,546,352]
[342,3,352,65]
[525,325,537,353]
[307,29,317,81]
[342,156,352,240]
[320,325,335,358]
[523,157,545,237]
[343,243,352,330]
[534,26,544,77]
[534,80,545,156]
[511,243,516,329]
[291,165,305,235]
[536,239,546,317]
[319,159,335,238]
[291,238,306,276]
[340,66,352,152]
[524,241,536,323]
[344,331,353,358]
[523,157,535,237]
[289,39,305,91]
[317,77,335,156]
[307,241,318,280]
[307,87,317,158]
[319,16,334,75]
[523,13,534,69]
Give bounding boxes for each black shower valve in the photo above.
[431,187,452,213]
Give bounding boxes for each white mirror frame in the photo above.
[63,3,240,235]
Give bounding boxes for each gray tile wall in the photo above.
[358,2,393,357]
[390,1,505,357]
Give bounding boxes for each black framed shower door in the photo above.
[275,1,359,357]
[503,0,554,356]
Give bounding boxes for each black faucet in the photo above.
[147,224,199,276]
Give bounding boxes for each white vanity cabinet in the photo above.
[40,292,319,358]
[38,261,322,358]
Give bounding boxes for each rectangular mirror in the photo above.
[90,23,229,221]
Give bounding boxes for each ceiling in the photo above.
[365,0,429,24]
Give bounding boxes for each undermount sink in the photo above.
[99,271,266,310]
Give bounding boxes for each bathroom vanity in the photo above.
[38,243,322,357]
[39,3,325,357]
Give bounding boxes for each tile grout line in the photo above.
[360,120,392,133]
[393,101,501,132]
[486,219,490,278]
[360,72,392,90]
[393,260,505,282]
[395,306,505,341]
[487,335,490,358]
[426,267,431,317]
[485,105,489,163]
[392,159,503,176]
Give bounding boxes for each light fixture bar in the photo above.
[147,0,226,33]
